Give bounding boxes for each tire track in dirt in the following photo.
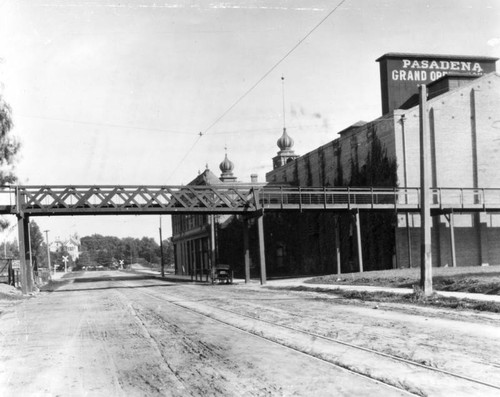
[128,282,500,397]
[115,288,285,396]
[166,283,500,389]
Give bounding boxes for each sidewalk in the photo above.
[131,268,500,303]
[265,277,500,303]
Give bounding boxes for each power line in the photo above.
[18,114,191,135]
[167,0,348,181]
[201,0,347,137]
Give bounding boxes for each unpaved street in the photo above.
[1,271,499,396]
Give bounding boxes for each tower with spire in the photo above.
[273,76,299,169]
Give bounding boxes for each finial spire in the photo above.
[281,75,286,130]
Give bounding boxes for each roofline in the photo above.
[376,52,499,62]
[427,73,480,88]
[410,72,500,109]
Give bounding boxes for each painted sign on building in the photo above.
[377,53,498,114]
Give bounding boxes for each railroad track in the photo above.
[115,280,500,396]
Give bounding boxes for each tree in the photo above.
[0,94,20,231]
[29,221,46,269]
[162,238,174,266]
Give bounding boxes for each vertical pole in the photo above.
[44,230,52,275]
[400,114,413,268]
[28,220,33,277]
[17,215,33,294]
[354,211,363,273]
[257,213,267,285]
[335,217,341,275]
[8,259,12,285]
[419,84,433,295]
[173,243,178,274]
[159,216,165,278]
[191,240,195,281]
[210,215,216,272]
[448,213,456,268]
[243,217,250,283]
[406,215,413,268]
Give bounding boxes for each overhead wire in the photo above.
[166,0,348,182]
[17,114,191,135]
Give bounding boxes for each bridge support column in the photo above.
[353,211,363,273]
[257,213,267,285]
[335,217,341,275]
[243,218,250,283]
[210,215,216,272]
[17,214,34,294]
[444,212,457,268]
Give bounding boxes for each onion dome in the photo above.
[219,153,234,175]
[277,128,294,151]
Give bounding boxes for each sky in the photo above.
[0,0,499,244]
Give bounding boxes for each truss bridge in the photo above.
[1,185,500,216]
[4,184,500,294]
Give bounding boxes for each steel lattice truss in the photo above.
[12,185,259,215]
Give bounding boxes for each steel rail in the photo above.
[120,280,500,394]
[116,281,418,396]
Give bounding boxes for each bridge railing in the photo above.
[259,187,408,210]
[259,187,500,211]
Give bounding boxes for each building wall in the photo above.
[267,73,500,271]
[393,74,500,267]
[267,117,397,188]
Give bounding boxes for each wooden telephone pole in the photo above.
[419,84,433,295]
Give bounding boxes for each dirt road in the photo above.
[1,271,499,396]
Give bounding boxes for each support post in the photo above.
[44,230,52,275]
[210,215,216,274]
[446,213,457,268]
[257,213,267,285]
[419,84,433,295]
[335,217,341,275]
[190,240,194,281]
[17,214,34,294]
[243,217,250,283]
[159,216,165,278]
[406,214,412,268]
[354,211,363,273]
[193,240,198,282]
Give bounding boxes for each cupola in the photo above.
[219,149,237,182]
[272,76,299,169]
[277,128,294,151]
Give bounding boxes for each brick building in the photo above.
[267,54,500,271]
[171,154,265,278]
[173,53,500,278]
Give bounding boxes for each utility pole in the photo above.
[159,216,165,278]
[44,230,52,275]
[419,84,433,295]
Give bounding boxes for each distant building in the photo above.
[50,233,80,261]
[171,154,266,277]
